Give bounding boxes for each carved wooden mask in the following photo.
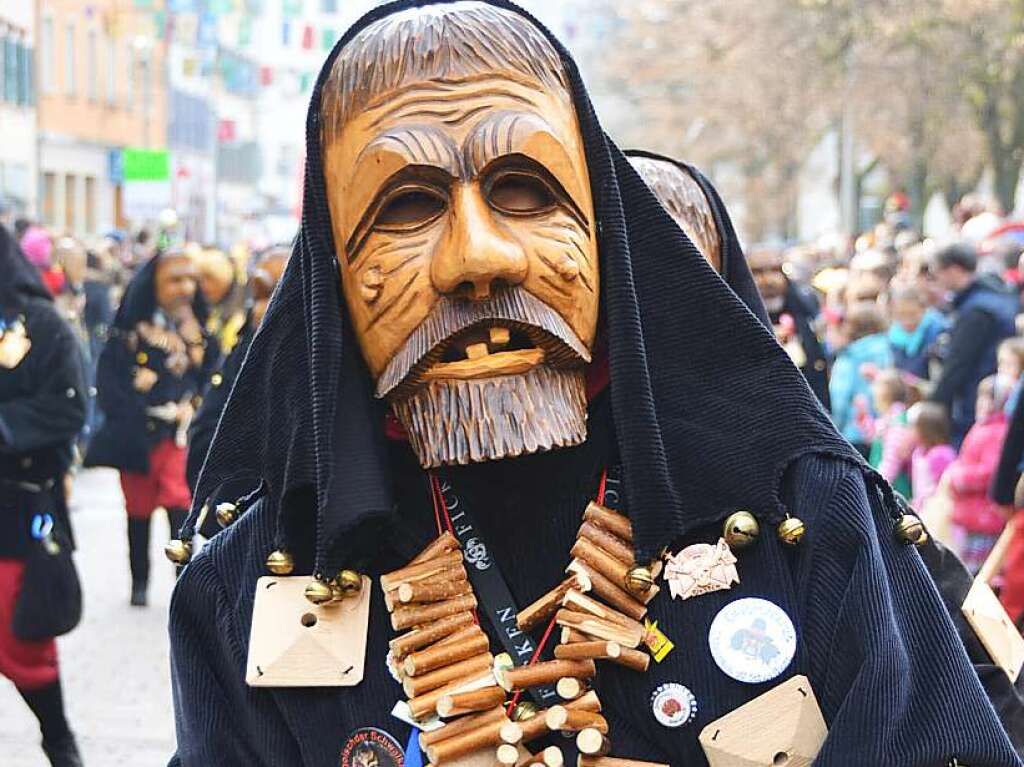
[321,3,599,467]
[628,156,722,274]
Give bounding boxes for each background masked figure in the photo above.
[186,245,290,536]
[86,250,218,607]
[169,3,1020,766]
[0,226,87,767]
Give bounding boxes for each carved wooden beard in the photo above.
[321,3,599,468]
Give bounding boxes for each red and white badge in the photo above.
[650,682,698,728]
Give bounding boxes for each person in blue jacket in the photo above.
[829,301,893,456]
[930,242,1019,446]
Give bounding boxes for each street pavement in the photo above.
[0,468,177,766]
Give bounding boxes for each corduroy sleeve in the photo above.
[168,550,285,767]
[804,465,1020,765]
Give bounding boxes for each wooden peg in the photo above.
[545,707,608,734]
[555,609,644,648]
[410,531,460,564]
[496,743,521,766]
[381,550,464,592]
[404,630,489,677]
[553,641,620,662]
[398,577,472,604]
[425,716,512,765]
[389,611,475,659]
[556,677,585,700]
[561,627,596,644]
[582,502,633,542]
[567,559,654,617]
[419,706,505,749]
[578,521,635,566]
[561,590,645,634]
[609,646,650,673]
[575,728,611,756]
[391,593,478,631]
[499,721,524,745]
[570,539,632,595]
[407,666,496,721]
[403,652,494,698]
[497,659,596,692]
[566,690,602,712]
[436,685,507,718]
[517,577,584,632]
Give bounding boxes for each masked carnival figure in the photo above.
[86,249,219,607]
[168,3,1022,766]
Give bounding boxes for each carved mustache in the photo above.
[375,286,591,399]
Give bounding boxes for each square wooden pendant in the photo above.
[245,575,371,688]
[699,675,827,767]
[962,579,1024,683]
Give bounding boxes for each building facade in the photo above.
[0,4,37,221]
[36,0,167,237]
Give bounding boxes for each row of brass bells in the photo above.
[165,538,192,565]
[894,513,928,546]
[304,569,364,606]
[266,549,295,575]
[216,501,238,528]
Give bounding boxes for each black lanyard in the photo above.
[432,465,623,707]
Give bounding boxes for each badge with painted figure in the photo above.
[664,538,739,600]
[708,598,796,684]
[340,727,405,767]
[650,682,697,728]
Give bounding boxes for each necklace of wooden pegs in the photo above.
[381,469,668,767]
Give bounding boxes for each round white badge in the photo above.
[708,598,797,684]
[650,683,697,728]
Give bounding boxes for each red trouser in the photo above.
[0,559,58,690]
[999,510,1024,623]
[120,438,192,519]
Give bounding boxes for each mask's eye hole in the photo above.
[487,173,556,216]
[374,188,446,231]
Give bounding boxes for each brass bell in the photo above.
[164,538,192,565]
[776,516,805,546]
[624,565,655,596]
[265,549,294,575]
[304,579,334,606]
[336,569,363,596]
[510,701,539,721]
[894,513,928,546]
[215,501,238,528]
[723,511,760,549]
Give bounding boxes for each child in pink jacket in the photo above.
[909,401,956,512]
[948,375,1010,574]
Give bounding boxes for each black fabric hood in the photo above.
[112,251,210,332]
[0,225,51,313]
[185,0,862,574]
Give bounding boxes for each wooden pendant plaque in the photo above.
[962,579,1024,683]
[245,575,371,687]
[698,675,827,766]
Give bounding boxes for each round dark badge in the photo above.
[340,727,405,767]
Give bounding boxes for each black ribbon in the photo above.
[433,466,623,708]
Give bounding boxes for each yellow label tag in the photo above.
[644,619,674,662]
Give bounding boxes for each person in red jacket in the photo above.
[949,375,1011,573]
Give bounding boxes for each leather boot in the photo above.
[19,681,83,766]
[127,517,150,606]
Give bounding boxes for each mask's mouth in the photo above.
[402,319,583,395]
[375,288,591,400]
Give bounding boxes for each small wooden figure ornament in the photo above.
[245,575,371,687]
[663,539,739,601]
[698,675,827,766]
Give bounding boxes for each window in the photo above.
[85,177,96,233]
[64,23,75,96]
[41,18,53,94]
[64,174,77,231]
[43,172,56,227]
[87,28,97,101]
[106,34,116,105]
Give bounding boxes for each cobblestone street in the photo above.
[0,469,177,767]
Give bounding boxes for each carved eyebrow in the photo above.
[355,125,462,177]
[462,111,566,177]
